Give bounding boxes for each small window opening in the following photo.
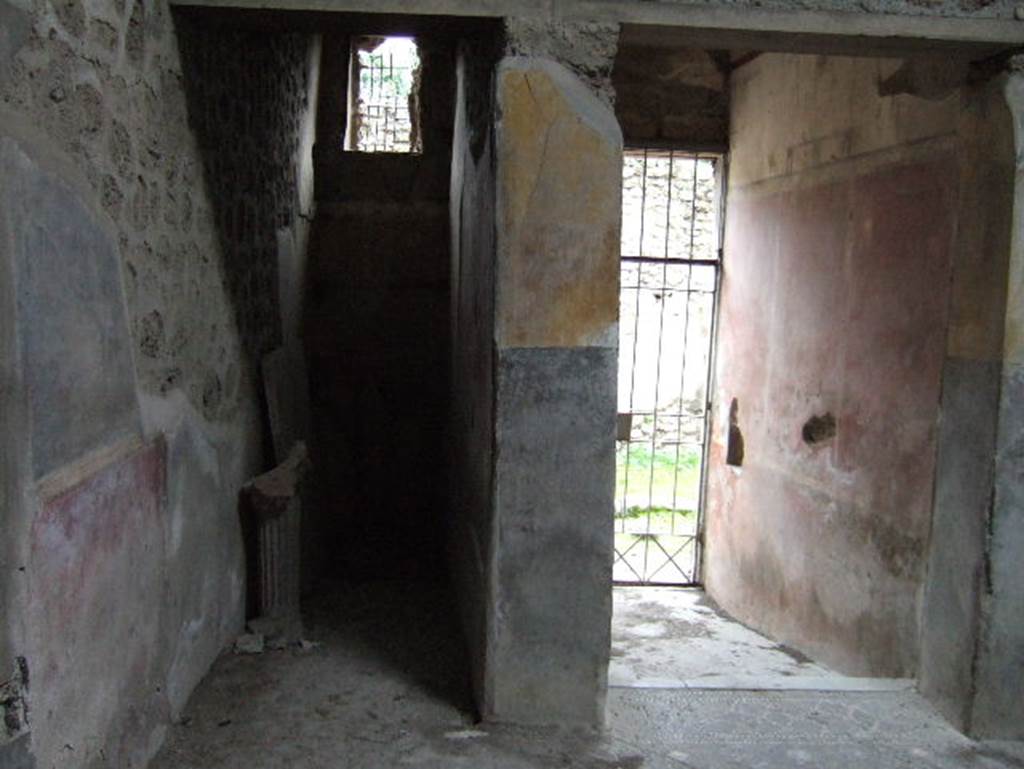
[346,36,422,154]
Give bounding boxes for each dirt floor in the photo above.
[150,580,1024,769]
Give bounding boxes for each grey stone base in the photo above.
[919,357,1001,730]
[973,360,1024,738]
[490,346,616,727]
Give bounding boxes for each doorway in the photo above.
[613,148,722,587]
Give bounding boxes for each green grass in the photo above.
[615,443,701,518]
[617,505,696,520]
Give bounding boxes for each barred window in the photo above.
[346,37,421,154]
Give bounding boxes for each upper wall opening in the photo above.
[345,36,423,154]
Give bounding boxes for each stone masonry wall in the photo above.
[171,16,316,382]
[613,46,728,148]
[625,0,1019,20]
[0,1,317,766]
[482,19,622,726]
[1,3,314,420]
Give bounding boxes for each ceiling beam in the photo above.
[169,0,1024,52]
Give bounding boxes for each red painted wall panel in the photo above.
[705,155,956,676]
[28,441,167,764]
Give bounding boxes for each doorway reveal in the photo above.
[614,148,722,586]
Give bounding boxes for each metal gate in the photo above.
[613,148,722,586]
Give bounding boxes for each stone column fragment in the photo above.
[243,441,310,641]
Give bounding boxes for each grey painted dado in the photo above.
[491,346,616,725]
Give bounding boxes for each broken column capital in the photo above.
[243,440,310,521]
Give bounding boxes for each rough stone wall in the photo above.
[613,45,728,148]
[176,17,316,367]
[0,1,318,766]
[615,0,1020,19]
[705,53,964,677]
[502,17,618,106]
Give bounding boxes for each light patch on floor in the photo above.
[610,587,913,691]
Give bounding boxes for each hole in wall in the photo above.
[726,397,744,467]
[802,412,836,445]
